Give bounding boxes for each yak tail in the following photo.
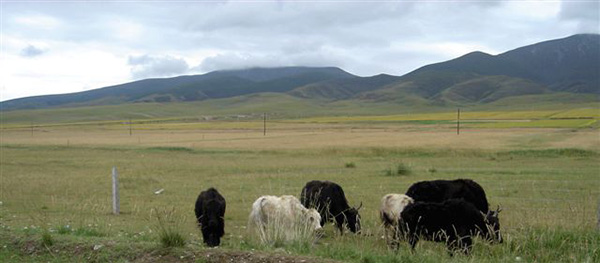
[248,197,266,229]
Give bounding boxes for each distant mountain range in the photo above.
[2,34,598,111]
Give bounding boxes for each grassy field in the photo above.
[1,108,599,262]
[1,92,598,125]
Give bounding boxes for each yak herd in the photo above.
[194,179,502,255]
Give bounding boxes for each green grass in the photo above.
[1,108,599,262]
[1,142,598,262]
[469,119,597,128]
[146,146,195,153]
[2,225,597,263]
[550,108,600,119]
[498,148,599,158]
[1,92,598,126]
[0,229,197,263]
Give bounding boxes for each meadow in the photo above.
[0,108,599,262]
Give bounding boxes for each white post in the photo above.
[112,167,120,215]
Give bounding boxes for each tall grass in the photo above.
[150,207,186,248]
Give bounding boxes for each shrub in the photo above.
[396,163,412,176]
[345,162,356,168]
[383,163,412,176]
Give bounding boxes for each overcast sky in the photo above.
[1,0,598,101]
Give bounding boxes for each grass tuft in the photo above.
[384,163,412,176]
[41,231,53,247]
[151,207,186,248]
[159,230,186,248]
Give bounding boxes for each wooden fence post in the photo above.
[597,199,599,230]
[112,167,120,215]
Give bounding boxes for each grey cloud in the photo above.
[4,0,593,86]
[128,55,190,79]
[560,1,600,33]
[197,53,282,72]
[560,1,599,20]
[182,2,416,38]
[197,50,346,73]
[20,45,45,57]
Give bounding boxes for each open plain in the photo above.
[1,109,599,262]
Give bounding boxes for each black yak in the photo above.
[405,179,490,213]
[194,187,226,247]
[400,199,502,255]
[300,180,362,234]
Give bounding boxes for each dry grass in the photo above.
[2,123,599,151]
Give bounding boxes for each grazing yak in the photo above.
[405,179,490,213]
[248,195,322,243]
[400,199,502,255]
[300,180,362,234]
[380,194,414,250]
[194,188,226,247]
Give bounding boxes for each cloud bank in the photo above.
[1,0,597,101]
[128,55,190,79]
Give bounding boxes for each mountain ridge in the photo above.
[2,34,598,111]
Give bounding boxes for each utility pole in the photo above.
[263,113,267,136]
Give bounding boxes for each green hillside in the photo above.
[288,74,399,99]
[1,34,598,115]
[1,92,597,126]
[0,67,355,111]
[436,76,548,104]
[408,34,599,93]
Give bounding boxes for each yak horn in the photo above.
[356,202,363,210]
